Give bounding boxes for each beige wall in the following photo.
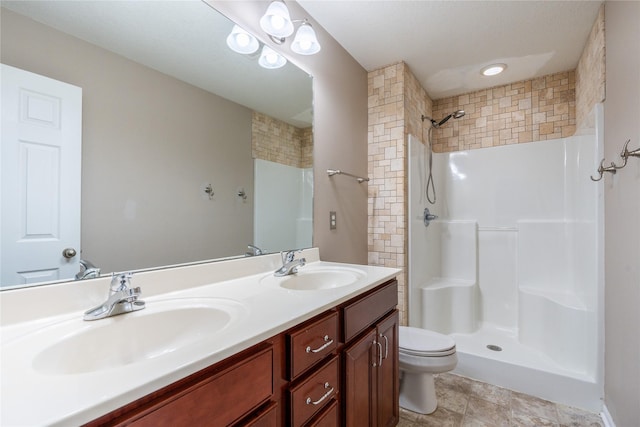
[211,1,369,265]
[1,9,254,272]
[603,2,640,425]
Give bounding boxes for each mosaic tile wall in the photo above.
[368,62,432,324]
[431,71,576,153]
[576,5,606,131]
[252,111,313,168]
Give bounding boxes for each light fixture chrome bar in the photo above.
[327,169,370,183]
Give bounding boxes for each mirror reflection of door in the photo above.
[1,64,82,287]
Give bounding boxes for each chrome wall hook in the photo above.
[590,159,618,182]
[613,139,640,169]
[591,139,638,182]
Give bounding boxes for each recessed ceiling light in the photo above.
[481,64,507,76]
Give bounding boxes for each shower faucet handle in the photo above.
[423,208,438,227]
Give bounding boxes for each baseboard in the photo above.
[600,404,616,427]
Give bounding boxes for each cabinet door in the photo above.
[343,328,376,427]
[376,311,399,427]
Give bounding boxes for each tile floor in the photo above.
[398,373,603,427]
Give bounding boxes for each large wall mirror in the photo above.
[0,1,313,289]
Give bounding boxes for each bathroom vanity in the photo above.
[0,249,399,426]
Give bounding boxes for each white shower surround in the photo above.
[408,107,604,411]
[254,159,313,252]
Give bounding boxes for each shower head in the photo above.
[436,110,465,127]
[422,110,465,128]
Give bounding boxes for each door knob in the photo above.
[62,248,77,259]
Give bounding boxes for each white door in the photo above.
[1,64,82,287]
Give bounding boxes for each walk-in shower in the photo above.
[408,106,604,412]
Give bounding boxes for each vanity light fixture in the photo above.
[226,25,259,54]
[260,0,294,38]
[290,21,321,55]
[260,1,321,55]
[226,1,320,69]
[481,63,507,76]
[259,45,287,69]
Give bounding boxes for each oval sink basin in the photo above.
[263,267,366,291]
[31,298,246,375]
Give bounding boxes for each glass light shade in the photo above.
[290,24,321,55]
[226,25,259,54]
[260,1,294,38]
[258,45,287,69]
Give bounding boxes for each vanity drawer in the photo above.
[127,347,273,427]
[288,311,338,379]
[289,355,339,426]
[342,280,398,342]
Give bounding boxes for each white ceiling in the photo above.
[297,0,604,99]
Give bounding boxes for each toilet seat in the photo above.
[399,326,456,357]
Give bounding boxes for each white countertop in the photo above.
[0,249,399,426]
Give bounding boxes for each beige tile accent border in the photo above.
[252,111,313,168]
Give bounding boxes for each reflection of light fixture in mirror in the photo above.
[259,45,287,69]
[260,1,294,38]
[481,63,507,76]
[291,21,321,55]
[226,25,259,54]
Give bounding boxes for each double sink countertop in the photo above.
[0,249,399,426]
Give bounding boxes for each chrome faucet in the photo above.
[245,244,264,256]
[75,259,101,280]
[83,272,145,321]
[274,250,306,277]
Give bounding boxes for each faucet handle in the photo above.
[110,272,133,293]
[281,249,301,264]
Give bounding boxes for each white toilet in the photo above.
[398,326,458,414]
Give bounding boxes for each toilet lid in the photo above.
[399,326,456,354]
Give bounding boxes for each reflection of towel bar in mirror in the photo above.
[327,169,370,183]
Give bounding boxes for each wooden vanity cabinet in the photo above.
[285,310,340,425]
[342,281,399,427]
[85,279,398,427]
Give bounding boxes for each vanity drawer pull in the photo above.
[305,382,334,406]
[306,335,334,353]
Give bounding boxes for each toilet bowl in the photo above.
[399,326,457,414]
